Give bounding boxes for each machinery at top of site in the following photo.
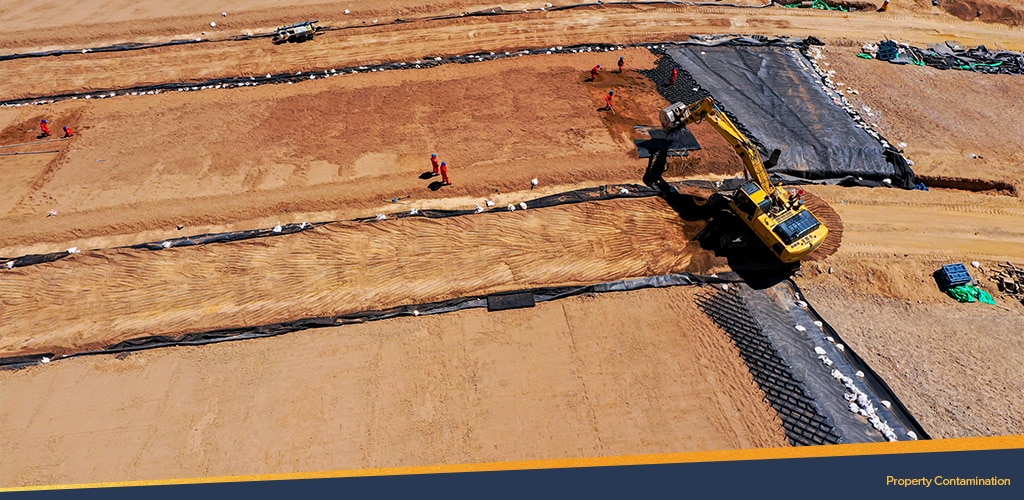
[658,97,829,263]
[272,20,323,44]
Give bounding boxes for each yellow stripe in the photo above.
[4,435,1022,493]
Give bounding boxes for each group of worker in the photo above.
[588,56,628,113]
[429,153,451,186]
[587,56,681,113]
[588,56,627,82]
[38,119,74,139]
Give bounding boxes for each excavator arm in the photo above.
[659,98,774,191]
[656,97,828,263]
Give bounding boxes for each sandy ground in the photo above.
[0,48,749,257]
[5,4,1024,101]
[0,287,787,486]
[3,0,1024,488]
[0,197,710,358]
[791,185,1024,439]
[818,42,1024,191]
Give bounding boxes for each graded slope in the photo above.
[0,286,789,487]
[0,197,710,358]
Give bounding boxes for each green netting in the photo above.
[784,0,848,11]
[979,289,997,305]
[947,284,997,304]
[958,61,1004,70]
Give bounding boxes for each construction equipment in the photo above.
[656,97,829,263]
[272,20,323,44]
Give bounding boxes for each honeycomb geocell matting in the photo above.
[695,285,842,446]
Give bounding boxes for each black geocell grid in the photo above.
[695,286,841,446]
[638,53,767,154]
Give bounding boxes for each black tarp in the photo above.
[664,44,915,187]
[634,126,701,158]
[877,40,1024,75]
[0,272,740,369]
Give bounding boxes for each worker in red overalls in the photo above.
[617,56,624,74]
[440,161,450,185]
[62,126,75,138]
[670,66,679,86]
[603,90,615,112]
[430,153,440,176]
[590,64,601,81]
[39,119,50,137]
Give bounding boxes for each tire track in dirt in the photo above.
[0,197,705,358]
[809,187,1024,262]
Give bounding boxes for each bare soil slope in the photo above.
[1,197,711,358]
[0,286,788,487]
[0,49,750,256]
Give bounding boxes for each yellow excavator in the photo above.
[656,97,828,263]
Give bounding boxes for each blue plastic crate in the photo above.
[936,263,972,289]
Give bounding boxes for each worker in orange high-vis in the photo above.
[62,125,75,138]
[670,66,679,86]
[617,56,624,73]
[39,119,50,137]
[440,161,450,185]
[430,153,440,176]
[590,64,601,81]
[603,90,615,112]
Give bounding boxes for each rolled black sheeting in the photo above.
[1,272,741,368]
[4,252,72,267]
[1,42,630,107]
[0,353,56,370]
[128,221,329,250]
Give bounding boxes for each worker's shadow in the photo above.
[36,133,50,139]
[419,172,435,180]
[427,181,446,191]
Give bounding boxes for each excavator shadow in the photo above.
[695,209,798,290]
[654,185,797,290]
[644,127,798,289]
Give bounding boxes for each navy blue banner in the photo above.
[5,447,1022,500]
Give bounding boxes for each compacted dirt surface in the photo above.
[0,287,788,486]
[2,0,1024,487]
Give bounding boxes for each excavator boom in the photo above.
[657,97,828,263]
